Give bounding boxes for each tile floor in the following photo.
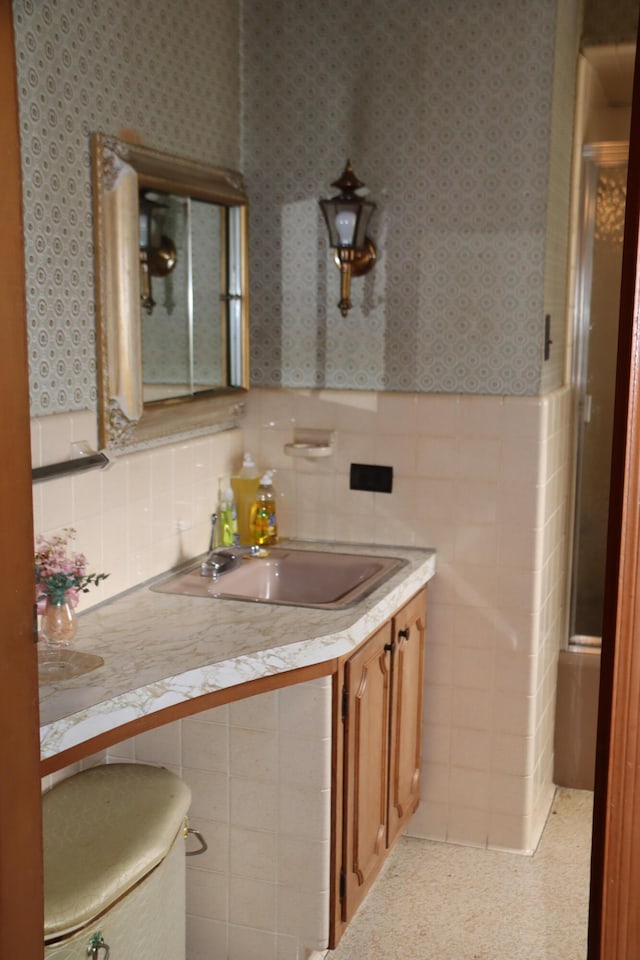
[325,788,593,960]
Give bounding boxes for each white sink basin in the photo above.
[151,547,407,609]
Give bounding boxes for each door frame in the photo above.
[589,24,640,960]
[0,1,44,957]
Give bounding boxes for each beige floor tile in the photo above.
[328,788,592,960]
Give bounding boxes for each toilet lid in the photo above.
[43,763,191,939]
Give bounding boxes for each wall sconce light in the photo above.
[139,191,178,314]
[319,160,376,317]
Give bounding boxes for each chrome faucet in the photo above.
[201,514,261,579]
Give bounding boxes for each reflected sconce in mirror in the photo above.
[319,160,376,317]
[139,191,177,314]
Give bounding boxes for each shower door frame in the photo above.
[569,141,629,649]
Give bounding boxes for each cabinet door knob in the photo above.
[384,639,396,654]
[398,628,410,641]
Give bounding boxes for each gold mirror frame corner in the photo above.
[91,131,250,453]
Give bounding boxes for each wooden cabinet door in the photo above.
[342,621,393,922]
[387,588,426,848]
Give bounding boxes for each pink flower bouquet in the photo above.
[35,528,109,612]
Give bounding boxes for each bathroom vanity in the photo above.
[38,540,436,951]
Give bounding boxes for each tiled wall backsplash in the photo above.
[107,680,333,960]
[31,412,244,604]
[36,385,572,857]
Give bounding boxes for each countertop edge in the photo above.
[39,545,436,761]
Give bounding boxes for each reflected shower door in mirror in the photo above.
[92,133,250,452]
[140,192,227,403]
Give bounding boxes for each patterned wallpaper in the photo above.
[243,0,574,396]
[540,0,582,395]
[12,0,240,416]
[12,0,634,414]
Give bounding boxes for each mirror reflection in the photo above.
[91,133,250,451]
[140,191,228,404]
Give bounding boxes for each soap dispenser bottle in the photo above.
[231,453,261,545]
[249,471,278,546]
[217,478,239,547]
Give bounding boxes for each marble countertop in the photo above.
[39,540,436,761]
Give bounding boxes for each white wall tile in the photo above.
[230,727,278,781]
[416,436,459,480]
[457,395,505,439]
[229,690,279,730]
[449,766,490,810]
[278,837,330,892]
[133,723,182,767]
[182,719,229,773]
[491,734,533,777]
[422,684,453,726]
[127,451,152,502]
[184,768,230,822]
[490,774,532,818]
[40,476,74,532]
[275,933,300,960]
[229,877,276,930]
[276,886,330,946]
[421,762,451,805]
[278,735,332,789]
[230,826,277,882]
[186,916,228,960]
[278,681,332,739]
[447,805,490,848]
[450,728,492,772]
[451,687,493,732]
[415,394,461,437]
[487,812,533,853]
[277,786,331,842]
[228,924,276,960]
[407,799,449,841]
[187,867,228,921]
[230,778,278,832]
[422,723,451,766]
[424,643,454,688]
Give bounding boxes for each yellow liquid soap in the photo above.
[249,471,278,546]
[231,453,260,545]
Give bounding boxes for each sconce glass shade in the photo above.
[319,160,376,251]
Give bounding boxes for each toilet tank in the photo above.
[43,763,192,960]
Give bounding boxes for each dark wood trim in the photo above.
[41,659,338,776]
[329,666,346,948]
[0,3,43,957]
[589,25,640,960]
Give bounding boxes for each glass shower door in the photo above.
[570,143,628,645]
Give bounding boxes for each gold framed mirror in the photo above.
[91,133,250,451]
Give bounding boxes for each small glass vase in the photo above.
[40,599,78,648]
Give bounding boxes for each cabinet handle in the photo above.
[87,932,110,959]
[398,628,410,641]
[384,639,396,654]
